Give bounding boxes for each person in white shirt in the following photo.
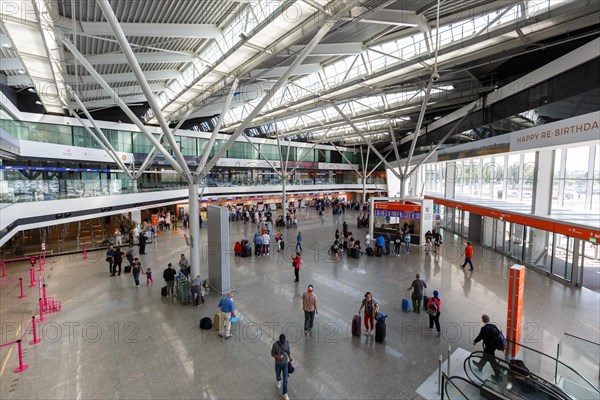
[262,231,271,255]
[365,233,372,248]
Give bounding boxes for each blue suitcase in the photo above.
[402,291,411,312]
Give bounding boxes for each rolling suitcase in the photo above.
[124,265,132,273]
[161,286,168,297]
[402,291,411,312]
[351,314,361,337]
[213,313,222,331]
[375,319,386,343]
[422,295,429,311]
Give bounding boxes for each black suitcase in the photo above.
[199,317,213,330]
[352,315,361,337]
[124,265,132,273]
[161,286,168,297]
[422,295,429,310]
[366,247,374,256]
[280,241,285,249]
[375,319,386,343]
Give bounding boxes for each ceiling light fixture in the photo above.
[2,43,12,49]
[17,69,25,74]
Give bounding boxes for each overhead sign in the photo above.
[510,112,599,152]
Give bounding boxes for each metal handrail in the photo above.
[464,352,575,400]
[442,374,478,399]
[505,338,600,393]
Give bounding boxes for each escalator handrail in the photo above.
[464,352,575,400]
[443,374,480,400]
[505,338,600,393]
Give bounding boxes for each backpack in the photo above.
[395,238,401,244]
[426,298,438,316]
[491,325,507,351]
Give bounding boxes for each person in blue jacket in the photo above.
[375,235,385,256]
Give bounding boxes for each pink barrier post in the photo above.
[1,261,6,277]
[28,267,36,288]
[42,250,47,265]
[37,298,46,322]
[17,278,26,299]
[29,316,41,345]
[83,244,88,260]
[37,256,44,272]
[13,340,29,373]
[43,284,47,306]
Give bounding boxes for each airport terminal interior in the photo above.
[0,1,599,399]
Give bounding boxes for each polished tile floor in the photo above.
[1,208,598,399]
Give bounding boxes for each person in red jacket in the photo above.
[292,252,302,282]
[427,290,442,336]
[460,241,474,271]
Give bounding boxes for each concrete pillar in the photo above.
[531,150,554,215]
[362,175,367,204]
[189,183,201,277]
[445,162,456,199]
[409,173,418,197]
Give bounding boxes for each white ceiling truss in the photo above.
[0,0,597,149]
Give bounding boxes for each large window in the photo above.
[553,145,597,212]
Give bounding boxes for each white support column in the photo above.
[518,153,524,203]
[531,150,555,215]
[585,145,596,210]
[189,183,201,278]
[558,149,567,208]
[445,162,456,200]
[502,155,508,200]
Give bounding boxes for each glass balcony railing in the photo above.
[0,178,383,204]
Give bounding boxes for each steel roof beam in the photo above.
[278,42,363,57]
[0,58,23,70]
[194,78,240,183]
[64,52,195,65]
[248,63,323,79]
[78,22,221,39]
[68,87,134,179]
[64,70,183,85]
[97,0,193,184]
[75,83,167,100]
[56,30,186,178]
[200,22,334,180]
[332,102,402,181]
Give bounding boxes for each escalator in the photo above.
[442,339,599,400]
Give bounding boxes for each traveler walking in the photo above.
[271,334,292,400]
[460,241,475,270]
[145,267,153,286]
[358,292,379,336]
[292,252,302,282]
[113,247,124,276]
[394,233,402,256]
[426,290,442,336]
[131,258,142,287]
[295,232,303,252]
[407,274,427,313]
[473,314,504,379]
[302,285,318,336]
[163,263,176,297]
[217,292,235,339]
[106,245,115,275]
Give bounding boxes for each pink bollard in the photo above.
[37,256,43,272]
[29,316,41,345]
[42,251,47,266]
[1,261,6,277]
[83,244,88,260]
[17,278,26,299]
[43,284,47,307]
[13,340,29,373]
[37,298,46,322]
[28,267,36,288]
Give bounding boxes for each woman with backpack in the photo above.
[426,290,442,336]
